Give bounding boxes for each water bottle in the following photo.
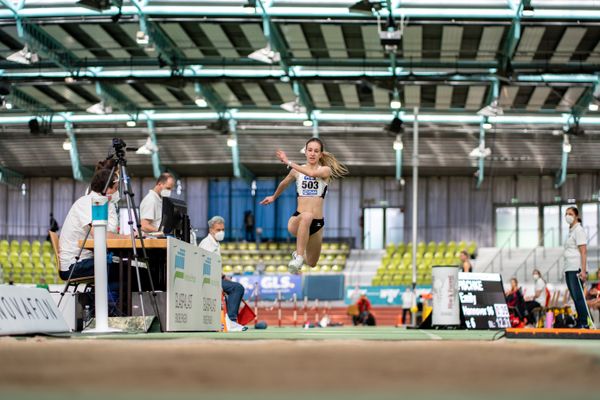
[83,305,91,329]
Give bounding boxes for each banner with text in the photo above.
[167,237,221,331]
[0,285,70,335]
[231,275,302,301]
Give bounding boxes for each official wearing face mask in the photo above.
[198,216,247,332]
[563,206,594,329]
[139,172,175,234]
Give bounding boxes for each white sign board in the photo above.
[166,237,221,331]
[431,266,460,326]
[0,285,70,335]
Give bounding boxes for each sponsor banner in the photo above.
[458,272,510,330]
[431,266,460,326]
[167,237,221,331]
[231,275,302,301]
[344,285,431,306]
[0,285,70,335]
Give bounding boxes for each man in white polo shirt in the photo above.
[59,169,129,280]
[139,172,175,234]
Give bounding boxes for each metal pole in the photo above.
[411,107,419,326]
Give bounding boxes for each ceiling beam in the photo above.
[497,0,523,77]
[94,82,138,116]
[64,119,93,182]
[257,0,315,116]
[131,1,185,69]
[3,4,600,20]
[146,117,164,179]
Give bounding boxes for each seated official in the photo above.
[199,216,247,332]
[139,172,175,234]
[58,169,130,281]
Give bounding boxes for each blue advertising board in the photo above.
[345,286,432,306]
[232,275,302,301]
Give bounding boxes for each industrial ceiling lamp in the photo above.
[136,30,150,45]
[194,96,208,108]
[86,101,112,115]
[280,98,306,114]
[393,134,403,150]
[226,134,237,147]
[136,136,158,155]
[126,119,137,127]
[248,45,281,64]
[477,99,503,117]
[62,138,72,151]
[76,0,112,11]
[7,46,39,65]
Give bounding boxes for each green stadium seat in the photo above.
[10,240,20,251]
[331,265,342,273]
[232,265,243,274]
[243,265,255,274]
[372,278,381,286]
[12,274,22,284]
[42,241,52,252]
[21,274,34,284]
[20,240,31,252]
[426,241,437,253]
[20,251,31,263]
[223,265,233,273]
[320,265,331,273]
[265,265,276,274]
[276,265,287,273]
[458,240,467,251]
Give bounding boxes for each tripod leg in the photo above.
[119,163,163,331]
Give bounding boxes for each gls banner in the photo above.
[232,275,302,300]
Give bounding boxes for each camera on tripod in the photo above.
[112,137,127,158]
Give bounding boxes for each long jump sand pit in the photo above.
[1,329,599,399]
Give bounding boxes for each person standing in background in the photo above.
[244,210,255,242]
[563,207,594,329]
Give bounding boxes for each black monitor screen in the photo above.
[160,197,189,242]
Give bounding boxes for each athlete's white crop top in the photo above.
[296,171,328,198]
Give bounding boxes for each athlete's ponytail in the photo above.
[306,138,349,179]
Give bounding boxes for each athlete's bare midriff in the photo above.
[296,197,324,219]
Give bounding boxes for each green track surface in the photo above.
[70,326,505,341]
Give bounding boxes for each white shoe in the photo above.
[226,319,248,332]
[288,251,304,274]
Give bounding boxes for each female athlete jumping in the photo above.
[260,138,348,273]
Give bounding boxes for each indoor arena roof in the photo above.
[0,1,600,181]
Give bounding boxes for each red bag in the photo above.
[237,300,256,326]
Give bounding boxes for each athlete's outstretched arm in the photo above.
[260,170,296,205]
[276,149,331,179]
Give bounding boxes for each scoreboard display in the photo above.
[458,272,510,330]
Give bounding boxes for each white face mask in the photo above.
[109,190,120,204]
[214,231,225,242]
[533,274,540,281]
[565,215,575,225]
[160,189,172,198]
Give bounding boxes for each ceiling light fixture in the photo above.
[126,119,137,127]
[195,96,208,108]
[589,103,599,112]
[248,45,281,64]
[477,99,504,117]
[393,135,403,151]
[280,98,306,114]
[303,119,313,127]
[482,122,493,130]
[226,135,237,147]
[62,139,72,151]
[136,30,149,45]
[86,102,112,115]
[7,46,39,65]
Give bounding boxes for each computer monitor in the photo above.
[160,197,190,243]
